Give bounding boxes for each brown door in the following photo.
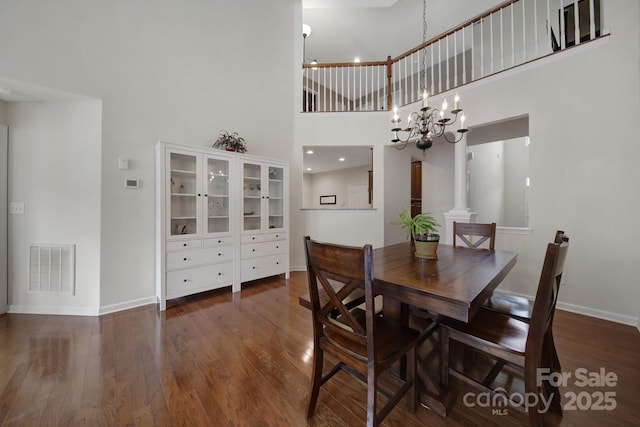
[411,161,422,217]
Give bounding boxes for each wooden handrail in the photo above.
[302,60,387,69]
[391,0,519,62]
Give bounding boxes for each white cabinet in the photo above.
[238,158,289,284]
[156,142,289,310]
[156,143,235,310]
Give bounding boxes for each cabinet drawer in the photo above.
[241,240,287,259]
[241,254,287,282]
[203,236,233,248]
[166,246,233,269]
[166,262,233,298]
[240,232,286,244]
[166,239,202,251]
[262,232,286,242]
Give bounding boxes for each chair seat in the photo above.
[442,309,529,359]
[324,317,419,366]
[482,293,533,322]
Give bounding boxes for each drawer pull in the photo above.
[252,249,256,252]
[183,279,188,282]
[252,266,256,270]
[183,243,187,247]
[276,262,279,265]
[218,240,222,243]
[252,237,256,240]
[218,253,222,256]
[276,246,279,249]
[218,272,222,276]
[183,257,188,261]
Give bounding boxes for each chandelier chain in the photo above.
[390,0,468,153]
[422,0,427,91]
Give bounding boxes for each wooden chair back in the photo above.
[303,236,419,425]
[453,222,496,250]
[526,237,569,357]
[303,236,375,349]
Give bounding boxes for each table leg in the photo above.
[383,297,452,417]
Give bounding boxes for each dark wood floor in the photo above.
[0,272,638,426]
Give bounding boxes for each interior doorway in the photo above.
[410,160,422,217]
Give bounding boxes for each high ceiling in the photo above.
[0,1,505,103]
[302,0,505,64]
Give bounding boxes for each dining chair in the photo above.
[452,221,496,250]
[303,236,419,427]
[483,230,565,322]
[440,235,570,426]
[482,230,566,373]
[412,221,496,324]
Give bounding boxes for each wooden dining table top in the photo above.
[372,242,518,322]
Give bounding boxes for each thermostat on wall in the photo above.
[125,179,140,189]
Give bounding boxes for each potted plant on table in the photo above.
[212,130,247,153]
[392,209,441,259]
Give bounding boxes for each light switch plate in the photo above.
[118,158,129,170]
[9,202,24,214]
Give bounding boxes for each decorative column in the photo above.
[444,133,476,244]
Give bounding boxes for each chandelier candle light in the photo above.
[391,0,468,152]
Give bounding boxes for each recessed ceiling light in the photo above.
[306,167,312,171]
[306,150,314,154]
[338,157,345,161]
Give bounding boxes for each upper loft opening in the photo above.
[302,0,605,113]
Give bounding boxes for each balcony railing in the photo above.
[302,0,603,113]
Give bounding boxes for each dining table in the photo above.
[372,242,518,416]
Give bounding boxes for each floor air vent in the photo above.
[28,244,76,295]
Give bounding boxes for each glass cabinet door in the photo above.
[206,156,230,235]
[169,151,199,237]
[267,166,285,230]
[242,162,262,231]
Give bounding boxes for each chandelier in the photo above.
[391,0,468,152]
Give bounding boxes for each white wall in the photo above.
[305,165,370,209]
[383,145,412,245]
[7,100,102,313]
[0,0,296,312]
[469,141,505,224]
[292,112,388,269]
[0,100,7,123]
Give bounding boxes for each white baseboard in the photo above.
[494,290,639,328]
[9,304,99,316]
[9,296,157,317]
[289,265,306,272]
[99,296,157,316]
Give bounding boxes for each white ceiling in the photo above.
[303,145,373,174]
[302,0,505,63]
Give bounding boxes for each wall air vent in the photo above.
[28,244,76,295]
